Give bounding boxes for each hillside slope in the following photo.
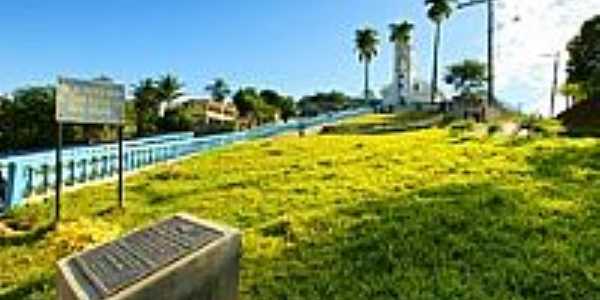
[1,114,600,299]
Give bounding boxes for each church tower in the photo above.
[383,22,430,108]
[393,35,413,105]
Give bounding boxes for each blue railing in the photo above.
[0,108,368,210]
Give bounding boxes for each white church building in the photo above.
[380,29,437,110]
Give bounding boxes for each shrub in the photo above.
[534,119,565,137]
[520,117,565,137]
[450,120,476,132]
[487,123,502,135]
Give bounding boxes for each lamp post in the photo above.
[457,0,495,115]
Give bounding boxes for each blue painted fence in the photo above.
[0,108,368,211]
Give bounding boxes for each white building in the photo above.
[381,30,435,109]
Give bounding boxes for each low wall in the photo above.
[0,108,369,211]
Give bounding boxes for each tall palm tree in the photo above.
[390,21,414,105]
[205,78,232,102]
[355,27,380,103]
[157,74,184,103]
[426,0,455,104]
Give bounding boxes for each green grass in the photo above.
[321,111,442,135]
[2,113,600,299]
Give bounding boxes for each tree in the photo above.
[560,82,587,109]
[233,88,282,125]
[355,27,379,103]
[298,91,352,116]
[0,87,73,151]
[13,87,56,149]
[205,78,232,102]
[444,59,487,96]
[279,96,296,122]
[389,21,414,45]
[233,88,261,118]
[426,0,456,103]
[158,107,194,132]
[260,89,296,122]
[157,74,184,104]
[567,15,600,100]
[133,78,161,136]
[0,96,10,147]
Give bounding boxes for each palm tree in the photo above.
[389,21,414,105]
[133,78,160,136]
[389,21,414,45]
[157,74,184,103]
[355,27,379,103]
[426,0,455,104]
[156,74,184,119]
[205,78,232,102]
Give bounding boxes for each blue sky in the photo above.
[3,1,599,114]
[0,1,489,99]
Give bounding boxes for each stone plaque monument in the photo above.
[57,214,241,300]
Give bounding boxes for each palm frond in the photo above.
[355,27,380,63]
[389,21,414,43]
[425,0,456,22]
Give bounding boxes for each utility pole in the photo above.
[550,52,560,117]
[458,0,495,118]
[487,0,495,108]
[541,51,560,117]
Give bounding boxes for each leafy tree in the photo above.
[0,96,13,150]
[0,85,127,152]
[567,15,600,100]
[298,91,352,116]
[0,86,79,151]
[233,88,261,118]
[133,78,161,136]
[205,78,232,102]
[259,90,281,107]
[560,83,587,109]
[158,107,194,132]
[279,96,296,122]
[355,27,379,103]
[233,88,282,125]
[260,90,296,122]
[12,87,56,149]
[444,59,487,95]
[253,98,279,124]
[426,0,456,103]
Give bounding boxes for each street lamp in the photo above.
[540,52,561,117]
[457,0,495,112]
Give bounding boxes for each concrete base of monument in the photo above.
[56,213,241,300]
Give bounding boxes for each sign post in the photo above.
[55,77,126,224]
[55,122,63,223]
[118,125,124,209]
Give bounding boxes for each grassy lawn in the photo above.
[2,113,600,299]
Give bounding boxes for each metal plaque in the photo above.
[74,216,223,298]
[56,77,125,124]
